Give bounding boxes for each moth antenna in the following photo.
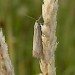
[37,16,44,25]
[25,15,36,21]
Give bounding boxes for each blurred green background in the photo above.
[0,0,75,75]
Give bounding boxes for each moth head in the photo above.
[34,21,41,30]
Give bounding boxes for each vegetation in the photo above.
[0,0,75,75]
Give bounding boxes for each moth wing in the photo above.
[33,21,43,59]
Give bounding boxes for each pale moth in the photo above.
[33,17,43,59]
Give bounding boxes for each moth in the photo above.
[33,18,43,59]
